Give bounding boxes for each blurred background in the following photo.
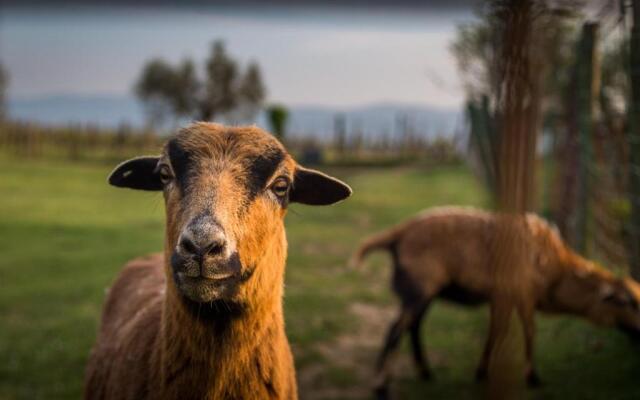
[1,0,640,399]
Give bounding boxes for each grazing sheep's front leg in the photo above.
[475,299,508,382]
[518,302,540,387]
[475,330,493,382]
[476,299,540,387]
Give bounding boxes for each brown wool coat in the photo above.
[85,123,351,400]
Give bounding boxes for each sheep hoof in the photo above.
[374,385,390,400]
[420,368,434,381]
[475,367,488,382]
[526,371,542,388]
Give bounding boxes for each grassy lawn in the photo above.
[1,157,639,400]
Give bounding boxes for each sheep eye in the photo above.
[158,164,173,185]
[270,177,290,198]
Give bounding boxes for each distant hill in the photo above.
[8,95,463,140]
[9,95,145,128]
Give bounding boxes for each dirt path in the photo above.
[297,302,411,400]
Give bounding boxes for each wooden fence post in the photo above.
[575,22,600,254]
[629,0,640,279]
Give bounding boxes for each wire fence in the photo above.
[0,120,464,168]
[0,121,163,163]
[548,111,637,273]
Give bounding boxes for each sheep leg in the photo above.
[518,302,540,387]
[475,331,494,382]
[373,306,417,400]
[475,299,506,382]
[409,301,433,380]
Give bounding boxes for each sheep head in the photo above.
[108,123,351,308]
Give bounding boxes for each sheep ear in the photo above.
[108,156,163,191]
[290,166,352,205]
[600,283,630,306]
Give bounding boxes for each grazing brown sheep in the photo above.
[350,206,640,399]
[84,123,352,400]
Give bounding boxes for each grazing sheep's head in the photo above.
[608,278,640,341]
[108,123,351,306]
[565,275,640,341]
[528,215,640,340]
[550,261,640,339]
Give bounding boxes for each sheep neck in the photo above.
[157,245,287,396]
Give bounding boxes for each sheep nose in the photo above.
[179,235,226,259]
[179,219,227,260]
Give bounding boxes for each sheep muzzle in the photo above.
[171,250,246,303]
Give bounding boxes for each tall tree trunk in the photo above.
[488,1,542,397]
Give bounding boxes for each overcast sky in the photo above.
[0,5,475,109]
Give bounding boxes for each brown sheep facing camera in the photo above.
[351,206,640,399]
[84,123,352,400]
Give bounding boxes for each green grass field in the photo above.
[1,157,639,400]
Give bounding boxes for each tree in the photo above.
[135,59,198,129]
[174,60,199,118]
[135,40,268,127]
[453,2,580,215]
[452,3,579,111]
[267,105,288,141]
[237,62,266,122]
[451,21,497,102]
[200,41,238,121]
[455,0,550,393]
[0,64,7,121]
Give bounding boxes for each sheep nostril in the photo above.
[179,237,199,256]
[204,241,225,257]
[179,235,225,258]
